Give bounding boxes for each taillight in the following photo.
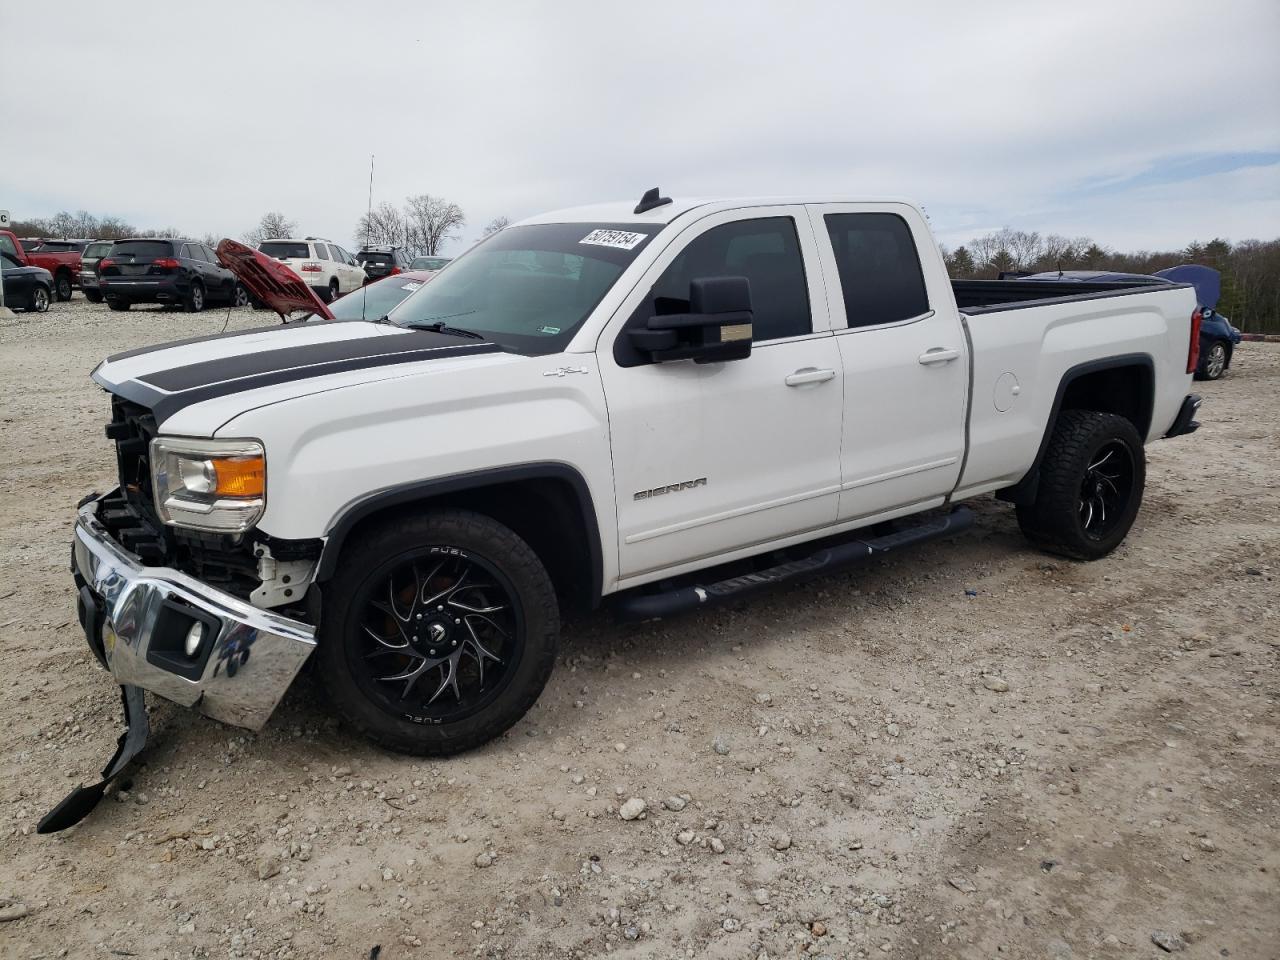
[1187,307,1202,374]
[152,257,180,270]
[389,266,401,275]
[99,257,114,270]
[300,261,322,272]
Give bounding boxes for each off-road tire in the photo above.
[1016,410,1145,561]
[54,271,73,302]
[318,509,560,756]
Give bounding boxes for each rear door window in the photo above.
[823,213,929,328]
[644,216,811,342]
[314,243,330,260]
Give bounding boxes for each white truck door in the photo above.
[599,207,843,583]
[807,204,968,522]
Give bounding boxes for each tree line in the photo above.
[943,229,1280,334]
[19,206,1274,333]
[8,210,183,242]
[14,197,513,260]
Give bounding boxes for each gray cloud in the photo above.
[1,0,1277,252]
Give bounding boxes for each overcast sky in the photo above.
[2,1,1277,254]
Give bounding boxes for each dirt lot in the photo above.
[0,298,1276,960]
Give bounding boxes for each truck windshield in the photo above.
[388,223,660,354]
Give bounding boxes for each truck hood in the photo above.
[92,318,503,428]
[1154,265,1220,309]
[215,238,335,319]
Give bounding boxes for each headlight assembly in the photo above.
[150,437,266,533]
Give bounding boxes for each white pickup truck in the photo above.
[60,190,1204,814]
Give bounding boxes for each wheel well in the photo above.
[997,356,1153,506]
[1058,362,1153,439]
[319,473,601,612]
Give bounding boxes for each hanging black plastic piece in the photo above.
[37,684,150,833]
[634,187,673,215]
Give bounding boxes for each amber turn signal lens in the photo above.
[212,457,265,497]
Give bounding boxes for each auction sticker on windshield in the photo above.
[580,229,646,250]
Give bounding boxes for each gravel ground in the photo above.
[1,298,1277,960]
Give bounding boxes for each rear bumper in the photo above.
[71,493,316,730]
[1165,394,1202,438]
[79,273,100,291]
[99,277,187,303]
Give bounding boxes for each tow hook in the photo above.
[37,685,150,833]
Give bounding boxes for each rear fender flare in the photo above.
[997,353,1154,506]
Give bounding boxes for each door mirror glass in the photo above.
[629,276,753,364]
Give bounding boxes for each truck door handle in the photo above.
[784,367,836,386]
[918,347,960,365]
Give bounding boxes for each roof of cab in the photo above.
[516,195,922,228]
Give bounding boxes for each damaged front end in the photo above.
[41,494,318,832]
[71,493,317,731]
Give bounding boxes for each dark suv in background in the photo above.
[99,239,248,312]
[356,246,412,282]
[79,240,114,303]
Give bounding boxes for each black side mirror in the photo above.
[629,276,753,364]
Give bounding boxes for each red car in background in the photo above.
[0,229,83,301]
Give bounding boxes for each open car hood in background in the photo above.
[215,239,335,320]
[1154,265,1220,310]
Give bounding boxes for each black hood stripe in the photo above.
[97,330,500,424]
[104,321,328,364]
[139,329,486,392]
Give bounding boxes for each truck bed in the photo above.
[953,277,1173,313]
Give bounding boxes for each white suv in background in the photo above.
[257,238,365,302]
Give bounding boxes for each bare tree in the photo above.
[244,211,298,246]
[482,215,511,237]
[96,216,134,240]
[404,194,466,256]
[354,201,408,250]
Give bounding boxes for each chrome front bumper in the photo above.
[72,496,317,730]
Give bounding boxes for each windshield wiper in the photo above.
[419,322,485,340]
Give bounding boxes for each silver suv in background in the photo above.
[79,240,115,304]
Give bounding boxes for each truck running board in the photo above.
[614,506,975,622]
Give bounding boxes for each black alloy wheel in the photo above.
[318,510,559,755]
[1076,440,1136,541]
[353,551,521,724]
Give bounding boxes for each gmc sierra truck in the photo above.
[49,190,1204,829]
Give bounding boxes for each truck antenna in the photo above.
[362,154,374,322]
[634,186,672,215]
